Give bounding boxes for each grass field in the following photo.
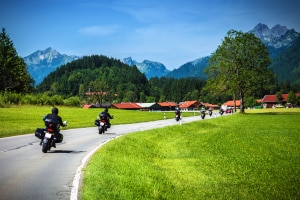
[0,106,195,138]
[81,109,300,199]
[1,106,299,199]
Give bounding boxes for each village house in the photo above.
[136,103,162,111]
[112,102,141,110]
[261,93,300,108]
[179,100,201,111]
[158,102,178,111]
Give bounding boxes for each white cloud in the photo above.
[79,25,119,36]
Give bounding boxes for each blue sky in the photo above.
[1,0,299,70]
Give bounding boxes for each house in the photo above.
[223,100,241,107]
[261,93,300,108]
[112,102,141,110]
[158,102,178,111]
[136,103,162,111]
[179,100,201,111]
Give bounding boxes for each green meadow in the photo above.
[81,109,300,199]
[0,106,195,137]
[0,107,299,199]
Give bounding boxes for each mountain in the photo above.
[122,57,170,79]
[269,35,300,85]
[165,23,300,81]
[24,47,79,85]
[249,23,300,58]
[24,23,299,86]
[165,56,209,79]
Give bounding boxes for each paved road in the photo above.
[0,113,224,200]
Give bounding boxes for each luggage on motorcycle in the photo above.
[95,119,100,126]
[35,128,45,139]
[54,133,63,143]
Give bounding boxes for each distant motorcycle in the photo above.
[200,110,206,119]
[35,118,67,153]
[219,109,224,116]
[208,110,213,117]
[175,110,181,121]
[95,114,113,134]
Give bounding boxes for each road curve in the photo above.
[0,114,223,200]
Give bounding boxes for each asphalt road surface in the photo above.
[0,113,224,200]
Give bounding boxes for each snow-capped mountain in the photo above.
[249,23,300,57]
[122,57,170,79]
[24,23,299,86]
[24,47,79,85]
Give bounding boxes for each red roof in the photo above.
[83,104,92,109]
[112,102,141,109]
[203,103,219,108]
[223,100,241,107]
[261,93,300,103]
[262,94,282,102]
[179,101,199,108]
[158,102,178,107]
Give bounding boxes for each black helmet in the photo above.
[104,107,108,112]
[52,107,58,115]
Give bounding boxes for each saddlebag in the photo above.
[95,119,100,126]
[35,128,45,139]
[54,133,63,143]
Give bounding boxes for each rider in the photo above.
[43,107,65,147]
[99,107,113,128]
[200,107,206,114]
[175,107,181,120]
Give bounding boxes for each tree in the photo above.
[287,91,298,106]
[204,30,275,113]
[0,28,34,93]
[276,90,283,105]
[89,80,108,105]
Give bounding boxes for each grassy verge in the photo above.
[0,106,195,138]
[82,109,300,199]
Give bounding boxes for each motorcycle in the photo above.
[175,110,181,121]
[208,110,213,117]
[219,109,224,116]
[35,118,67,153]
[95,115,113,134]
[200,110,206,119]
[175,114,181,121]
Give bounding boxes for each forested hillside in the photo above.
[166,56,209,79]
[36,55,207,104]
[269,35,300,85]
[37,55,147,101]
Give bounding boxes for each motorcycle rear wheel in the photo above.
[99,126,104,134]
[42,142,48,153]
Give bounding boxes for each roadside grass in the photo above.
[0,106,195,138]
[82,109,300,199]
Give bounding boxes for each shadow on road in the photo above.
[49,150,86,154]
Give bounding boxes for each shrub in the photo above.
[64,96,81,107]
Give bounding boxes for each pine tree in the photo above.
[0,28,34,93]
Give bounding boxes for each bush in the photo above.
[63,96,81,107]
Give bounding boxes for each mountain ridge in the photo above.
[122,57,170,79]
[24,47,79,85]
[24,23,299,85]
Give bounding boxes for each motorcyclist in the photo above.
[99,107,113,128]
[200,107,206,113]
[200,107,206,119]
[43,107,66,147]
[208,107,213,116]
[175,107,181,121]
